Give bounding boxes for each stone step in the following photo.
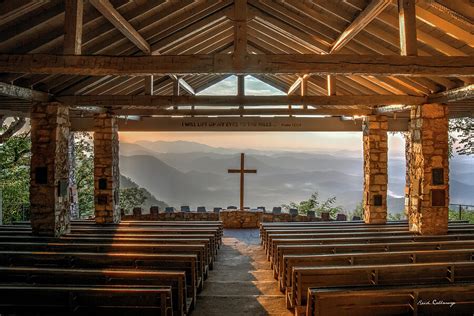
[200,280,283,296]
[192,295,293,316]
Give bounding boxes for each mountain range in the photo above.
[118,140,474,213]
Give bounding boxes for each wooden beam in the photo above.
[398,0,417,56]
[234,0,248,57]
[0,82,51,102]
[428,84,474,103]
[330,0,391,53]
[327,75,336,96]
[64,0,83,55]
[58,95,427,107]
[1,54,473,76]
[89,0,151,54]
[71,116,409,132]
[99,108,373,117]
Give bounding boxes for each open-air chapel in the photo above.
[0,0,473,315]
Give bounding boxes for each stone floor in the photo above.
[192,229,293,316]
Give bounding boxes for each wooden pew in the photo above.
[306,283,474,316]
[274,239,474,280]
[271,234,474,274]
[0,285,173,316]
[0,225,222,252]
[0,266,187,316]
[260,223,474,248]
[0,241,207,288]
[265,227,474,259]
[0,250,198,309]
[0,234,216,270]
[289,261,474,314]
[281,248,474,291]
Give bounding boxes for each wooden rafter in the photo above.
[89,0,151,54]
[170,75,195,95]
[1,54,471,76]
[330,0,391,53]
[57,94,427,107]
[0,82,51,102]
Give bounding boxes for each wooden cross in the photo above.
[228,153,257,211]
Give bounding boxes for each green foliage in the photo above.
[449,208,474,224]
[351,201,364,220]
[283,192,343,219]
[388,212,405,221]
[449,118,473,156]
[0,127,30,223]
[119,187,148,214]
[73,133,95,219]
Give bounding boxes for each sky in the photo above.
[119,76,407,155]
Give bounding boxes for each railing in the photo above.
[450,204,474,222]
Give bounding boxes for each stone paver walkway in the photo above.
[192,229,292,316]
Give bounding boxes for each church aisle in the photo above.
[192,229,292,316]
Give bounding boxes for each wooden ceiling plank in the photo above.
[89,0,150,54]
[64,0,83,55]
[416,5,474,48]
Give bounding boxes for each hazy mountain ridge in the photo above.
[119,140,474,212]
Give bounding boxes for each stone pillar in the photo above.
[30,102,71,236]
[407,104,449,235]
[362,115,388,224]
[94,113,120,224]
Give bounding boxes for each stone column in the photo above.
[30,102,71,236]
[407,104,449,235]
[362,115,388,224]
[94,113,120,224]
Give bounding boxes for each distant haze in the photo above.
[118,139,474,213]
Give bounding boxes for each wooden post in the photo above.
[64,0,83,55]
[144,76,153,95]
[327,75,336,96]
[238,75,245,116]
[301,75,308,109]
[398,0,417,56]
[234,0,247,69]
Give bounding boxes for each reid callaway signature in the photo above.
[417,299,456,308]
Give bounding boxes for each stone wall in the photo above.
[122,212,219,221]
[30,102,71,236]
[121,208,328,227]
[94,114,120,224]
[220,210,322,228]
[362,115,388,224]
[407,104,449,235]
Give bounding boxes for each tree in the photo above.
[120,187,148,214]
[283,192,343,219]
[449,118,473,156]
[0,119,30,223]
[73,133,95,219]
